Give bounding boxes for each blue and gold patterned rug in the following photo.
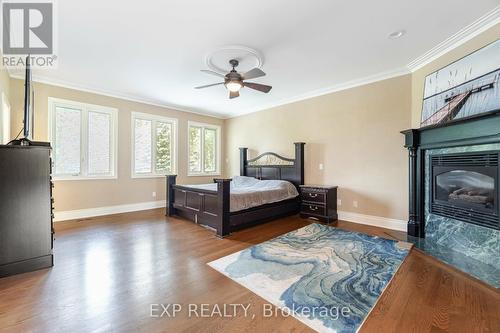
[208,223,412,333]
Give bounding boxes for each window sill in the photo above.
[131,174,170,179]
[187,173,221,177]
[53,175,118,181]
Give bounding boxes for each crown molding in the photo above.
[8,72,227,119]
[228,67,411,118]
[406,6,500,72]
[5,7,498,120]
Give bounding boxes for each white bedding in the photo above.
[182,176,299,212]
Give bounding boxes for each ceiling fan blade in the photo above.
[243,82,272,93]
[229,90,240,99]
[241,68,266,80]
[195,82,224,89]
[201,69,226,78]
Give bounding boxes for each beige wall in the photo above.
[5,23,497,219]
[0,67,11,143]
[411,23,500,127]
[225,75,412,220]
[9,79,224,212]
[0,67,9,101]
[225,24,499,222]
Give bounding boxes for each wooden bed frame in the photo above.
[166,142,305,237]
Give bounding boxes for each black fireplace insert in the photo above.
[431,152,499,230]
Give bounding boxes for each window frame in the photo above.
[131,111,178,179]
[48,97,118,181]
[187,121,221,177]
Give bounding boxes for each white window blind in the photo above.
[131,112,176,177]
[188,122,220,176]
[49,98,118,180]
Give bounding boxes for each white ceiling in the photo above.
[18,0,500,118]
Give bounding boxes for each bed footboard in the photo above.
[166,175,231,237]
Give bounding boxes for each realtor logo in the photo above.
[2,2,53,54]
[1,1,56,68]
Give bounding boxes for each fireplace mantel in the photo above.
[401,110,500,237]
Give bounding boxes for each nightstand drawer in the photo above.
[301,203,326,216]
[301,190,326,203]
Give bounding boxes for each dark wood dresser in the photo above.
[0,143,54,277]
[300,185,338,224]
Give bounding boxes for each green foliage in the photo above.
[188,126,218,173]
[204,129,216,172]
[156,122,171,173]
[189,127,201,172]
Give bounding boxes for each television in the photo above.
[8,56,35,145]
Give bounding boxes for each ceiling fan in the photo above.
[195,59,272,99]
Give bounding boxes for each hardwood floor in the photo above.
[0,210,498,333]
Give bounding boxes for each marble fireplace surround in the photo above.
[402,111,500,288]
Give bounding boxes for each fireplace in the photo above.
[431,152,499,230]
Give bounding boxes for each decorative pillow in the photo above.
[232,175,260,187]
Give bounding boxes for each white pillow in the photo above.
[232,175,260,187]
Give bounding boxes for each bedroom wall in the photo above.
[225,23,499,224]
[9,78,224,213]
[0,67,9,100]
[411,22,500,127]
[225,74,412,221]
[0,66,11,144]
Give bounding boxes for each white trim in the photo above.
[228,67,411,118]
[53,200,165,222]
[9,73,227,119]
[337,210,407,232]
[187,121,222,176]
[131,111,178,178]
[406,6,500,72]
[48,97,118,180]
[7,6,499,120]
[53,201,407,231]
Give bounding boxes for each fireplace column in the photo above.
[401,129,424,237]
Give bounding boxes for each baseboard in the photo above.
[337,210,407,232]
[54,200,166,222]
[54,201,407,232]
[0,254,53,278]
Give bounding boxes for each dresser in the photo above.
[300,185,338,224]
[0,143,54,277]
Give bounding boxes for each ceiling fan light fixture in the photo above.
[225,81,242,92]
[197,59,271,99]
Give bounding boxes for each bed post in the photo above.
[239,147,248,176]
[294,142,305,185]
[214,178,231,237]
[166,175,177,216]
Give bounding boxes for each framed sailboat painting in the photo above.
[420,39,500,127]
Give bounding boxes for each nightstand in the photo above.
[299,185,338,224]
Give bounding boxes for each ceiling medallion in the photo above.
[205,45,264,75]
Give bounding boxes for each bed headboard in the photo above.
[239,142,305,188]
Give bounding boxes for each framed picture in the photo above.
[420,39,500,127]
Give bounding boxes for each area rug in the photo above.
[208,223,412,333]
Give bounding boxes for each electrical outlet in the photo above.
[152,191,157,198]
[353,200,358,208]
[337,199,342,206]
[319,163,324,170]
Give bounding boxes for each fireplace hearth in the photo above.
[431,152,499,230]
[401,111,500,287]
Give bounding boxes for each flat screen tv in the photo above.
[8,56,34,145]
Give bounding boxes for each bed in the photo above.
[166,142,305,237]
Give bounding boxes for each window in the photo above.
[188,121,221,176]
[49,98,118,180]
[131,112,177,178]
